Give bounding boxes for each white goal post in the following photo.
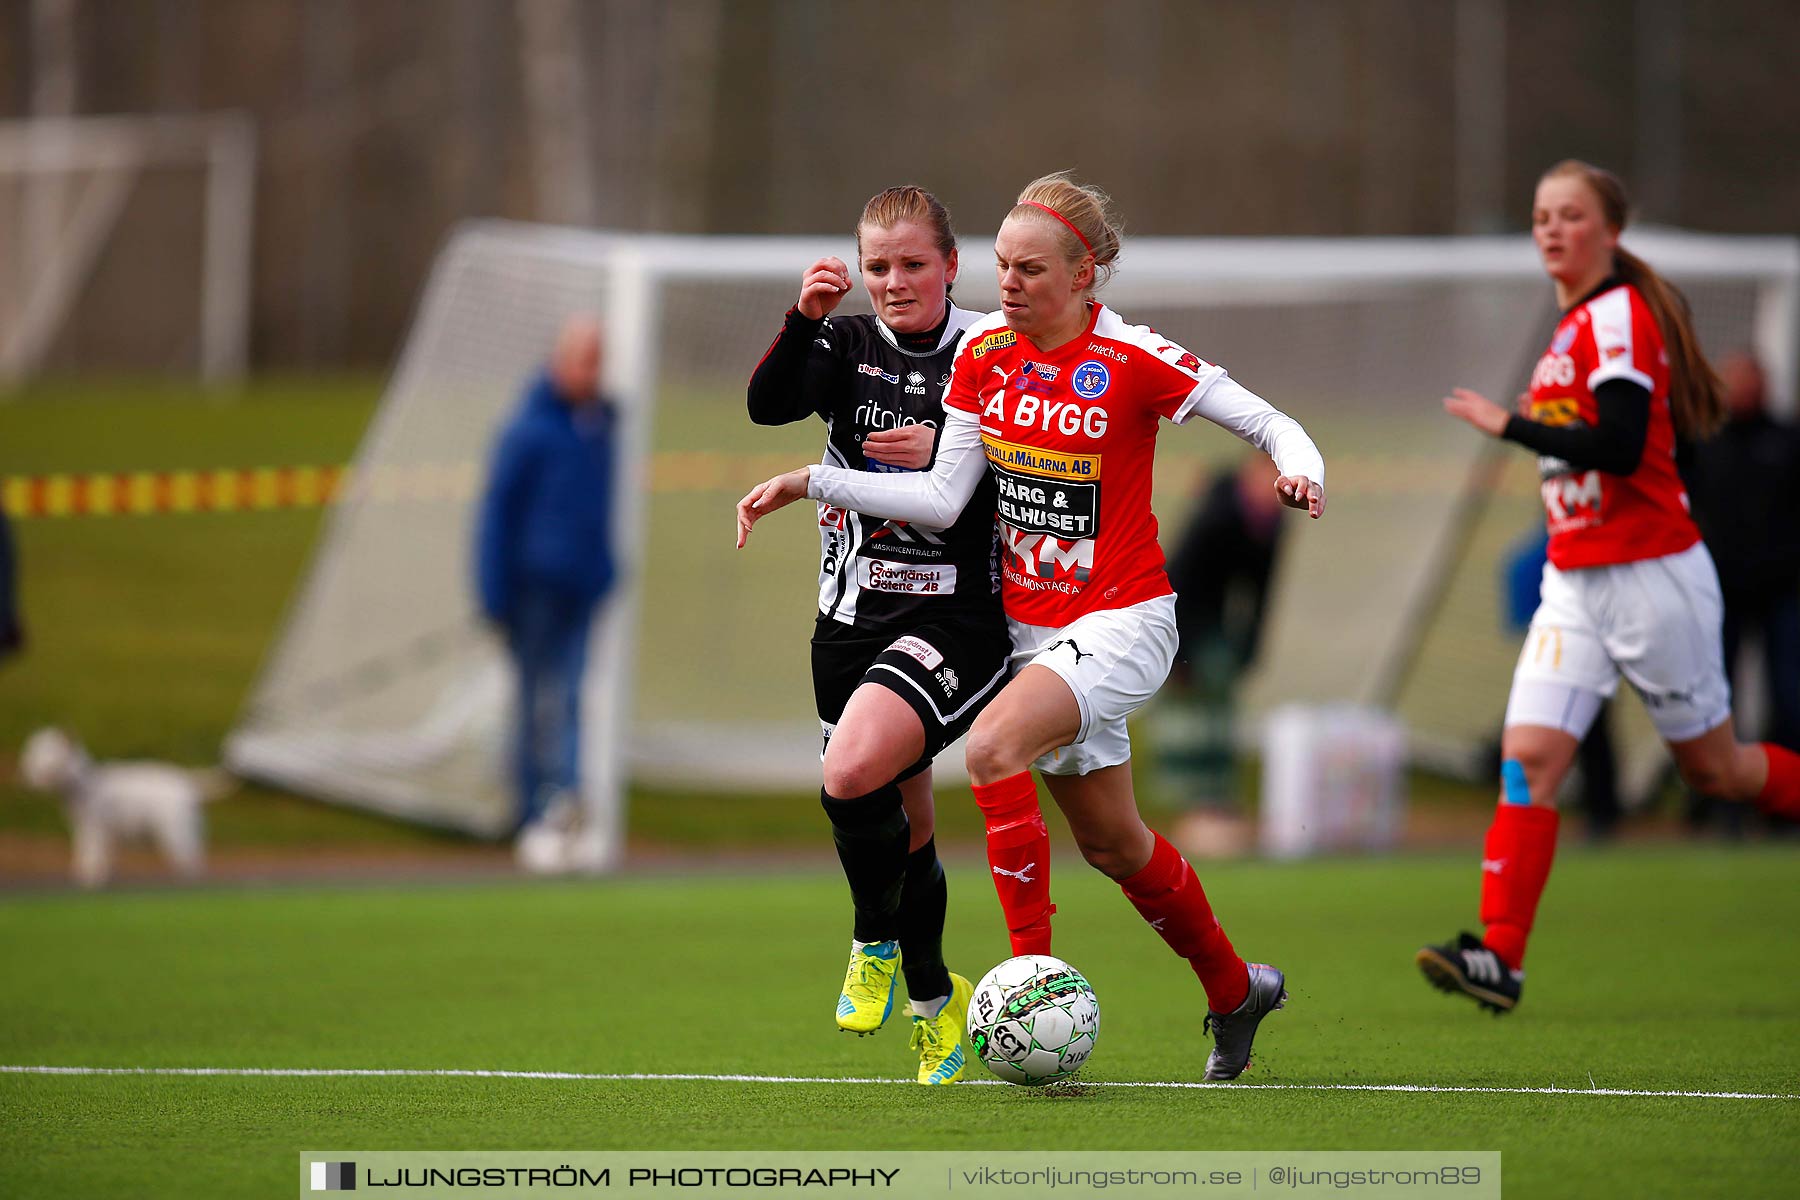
[227,221,1799,856]
[0,113,255,384]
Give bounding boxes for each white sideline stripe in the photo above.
[2,1065,1793,1100]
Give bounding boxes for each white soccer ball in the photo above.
[967,954,1099,1086]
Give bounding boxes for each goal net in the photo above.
[226,222,1799,849]
[0,114,254,384]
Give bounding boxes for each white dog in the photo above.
[19,727,231,887]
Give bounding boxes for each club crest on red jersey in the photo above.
[1071,360,1111,399]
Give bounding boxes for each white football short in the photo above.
[1505,540,1731,743]
[1007,593,1179,776]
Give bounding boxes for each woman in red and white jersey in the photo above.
[738,173,1326,1081]
[1418,160,1800,1015]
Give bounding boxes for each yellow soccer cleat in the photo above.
[836,939,901,1035]
[910,972,973,1085]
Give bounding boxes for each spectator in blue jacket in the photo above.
[476,315,618,844]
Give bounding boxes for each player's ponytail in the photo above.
[1012,172,1124,295]
[1542,160,1724,439]
[1612,245,1724,439]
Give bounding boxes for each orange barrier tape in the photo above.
[2,452,1540,520]
[2,466,346,518]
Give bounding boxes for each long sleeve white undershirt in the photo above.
[805,371,1325,532]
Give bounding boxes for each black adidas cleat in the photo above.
[1203,963,1287,1081]
[1417,932,1523,1014]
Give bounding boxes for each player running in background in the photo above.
[740,173,1326,1080]
[1419,160,1800,1014]
[746,186,1009,1084]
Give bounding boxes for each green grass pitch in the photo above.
[3,847,1798,1198]
[3,384,1795,1199]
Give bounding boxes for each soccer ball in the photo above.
[967,955,1099,1085]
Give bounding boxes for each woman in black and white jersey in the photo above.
[746,186,1009,1085]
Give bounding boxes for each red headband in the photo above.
[1021,201,1093,254]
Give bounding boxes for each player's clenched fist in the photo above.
[735,467,813,548]
[797,256,853,320]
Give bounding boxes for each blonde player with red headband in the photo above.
[738,172,1326,1081]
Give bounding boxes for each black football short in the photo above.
[811,617,1012,783]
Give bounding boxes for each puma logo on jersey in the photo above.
[992,862,1036,884]
[978,366,1015,408]
[1046,638,1093,665]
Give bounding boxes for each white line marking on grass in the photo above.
[3,1065,1794,1100]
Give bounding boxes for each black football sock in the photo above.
[820,784,909,945]
[898,836,953,1005]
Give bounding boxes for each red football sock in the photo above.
[1119,831,1249,1013]
[971,772,1054,956]
[1478,803,1560,971]
[1756,744,1800,818]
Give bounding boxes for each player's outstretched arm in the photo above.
[735,467,812,549]
[1448,384,1650,476]
[1182,371,1327,520]
[807,404,987,531]
[1442,387,1511,436]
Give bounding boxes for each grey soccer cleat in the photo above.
[1203,963,1287,1080]
[1416,932,1522,1014]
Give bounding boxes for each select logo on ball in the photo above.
[966,954,1099,1085]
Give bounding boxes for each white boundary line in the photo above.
[2,1065,1793,1101]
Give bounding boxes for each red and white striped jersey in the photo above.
[1528,283,1698,569]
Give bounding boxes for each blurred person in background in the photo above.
[476,315,617,868]
[1422,161,1800,1015]
[1681,352,1800,833]
[745,186,1005,1085]
[1155,455,1287,859]
[0,510,21,664]
[739,172,1327,1081]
